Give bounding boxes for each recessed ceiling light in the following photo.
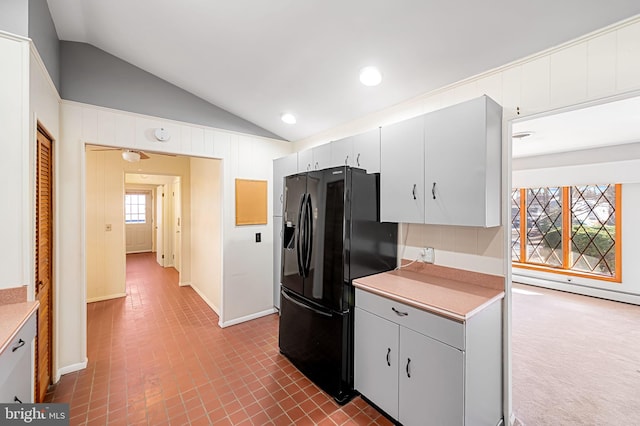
[281,113,296,124]
[512,131,534,139]
[360,66,382,86]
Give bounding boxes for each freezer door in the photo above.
[304,168,347,312]
[281,174,306,296]
[278,288,353,403]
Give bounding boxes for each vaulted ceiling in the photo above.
[46,0,640,141]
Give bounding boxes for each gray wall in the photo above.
[0,0,28,37]
[28,0,60,90]
[60,41,282,140]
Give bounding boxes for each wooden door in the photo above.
[35,127,53,402]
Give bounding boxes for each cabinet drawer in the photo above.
[355,288,465,350]
[0,313,36,387]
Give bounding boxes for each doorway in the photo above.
[35,125,53,402]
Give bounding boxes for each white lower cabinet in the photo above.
[0,311,37,404]
[354,288,502,426]
[399,327,464,426]
[355,308,399,419]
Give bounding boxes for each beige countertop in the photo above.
[0,301,39,355]
[354,265,504,322]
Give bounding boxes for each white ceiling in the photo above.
[512,95,640,158]
[46,0,640,142]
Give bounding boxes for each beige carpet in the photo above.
[512,283,640,425]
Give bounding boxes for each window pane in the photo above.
[525,187,562,267]
[511,189,521,262]
[125,193,147,224]
[570,185,616,277]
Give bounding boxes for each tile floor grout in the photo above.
[45,252,391,426]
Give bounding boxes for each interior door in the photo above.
[172,178,182,272]
[35,127,53,402]
[155,185,164,266]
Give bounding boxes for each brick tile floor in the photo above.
[44,253,392,425]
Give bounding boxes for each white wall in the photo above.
[190,157,223,313]
[58,101,291,374]
[0,34,29,290]
[513,154,640,301]
[294,16,640,277]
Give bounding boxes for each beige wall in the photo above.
[85,149,191,302]
[190,157,223,312]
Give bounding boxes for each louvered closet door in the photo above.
[35,128,53,402]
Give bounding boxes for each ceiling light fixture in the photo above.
[122,150,141,162]
[281,113,297,124]
[360,66,382,86]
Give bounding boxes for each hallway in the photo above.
[45,253,390,425]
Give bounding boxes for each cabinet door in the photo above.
[273,217,283,309]
[355,308,399,419]
[380,116,425,223]
[273,154,298,216]
[331,136,354,168]
[312,143,332,170]
[297,149,313,173]
[399,327,464,426]
[353,128,380,173]
[424,96,501,227]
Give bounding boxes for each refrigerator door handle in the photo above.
[304,194,313,276]
[281,289,332,317]
[297,194,306,277]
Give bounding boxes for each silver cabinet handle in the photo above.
[386,348,391,366]
[315,161,319,169]
[406,358,411,378]
[345,155,349,165]
[412,184,417,200]
[357,153,361,167]
[392,307,408,316]
[432,182,437,199]
[307,163,311,171]
[280,194,283,203]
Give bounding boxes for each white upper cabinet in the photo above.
[353,128,381,173]
[424,96,502,227]
[297,148,313,172]
[311,143,332,170]
[380,115,425,223]
[273,153,298,217]
[380,95,502,227]
[331,136,354,168]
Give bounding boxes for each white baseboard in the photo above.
[179,281,191,287]
[87,293,126,303]
[126,250,152,254]
[513,274,640,305]
[55,358,88,382]
[188,283,220,315]
[219,308,277,328]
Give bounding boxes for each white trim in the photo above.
[0,29,30,43]
[219,308,277,328]
[87,293,126,303]
[55,358,88,381]
[125,250,153,254]
[189,283,220,316]
[513,274,640,305]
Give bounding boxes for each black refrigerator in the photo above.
[278,166,397,403]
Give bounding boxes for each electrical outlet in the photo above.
[423,247,435,263]
[255,232,261,243]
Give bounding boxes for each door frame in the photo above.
[34,122,55,401]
